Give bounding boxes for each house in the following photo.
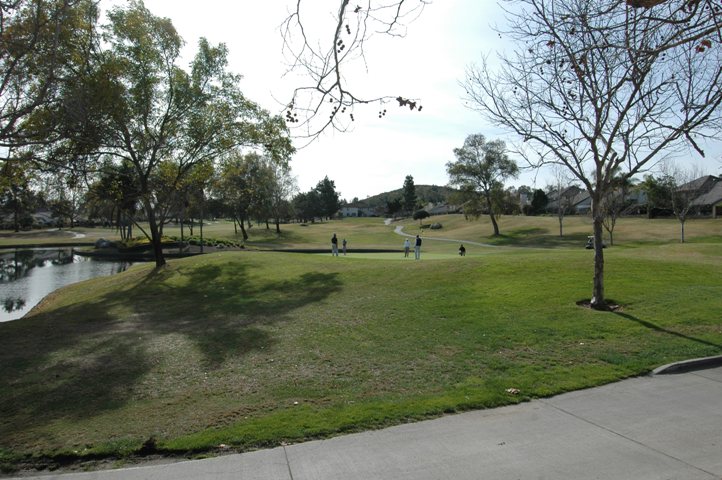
[340,202,376,217]
[546,186,585,213]
[679,175,720,195]
[426,203,459,215]
[547,186,592,214]
[690,178,722,218]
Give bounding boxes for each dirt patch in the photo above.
[576,299,623,312]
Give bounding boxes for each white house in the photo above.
[340,202,376,217]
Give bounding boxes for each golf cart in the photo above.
[585,236,607,249]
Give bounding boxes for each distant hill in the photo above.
[352,185,457,210]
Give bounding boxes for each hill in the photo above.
[352,184,457,210]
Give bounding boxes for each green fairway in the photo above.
[0,215,721,471]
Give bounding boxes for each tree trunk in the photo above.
[145,202,166,268]
[680,220,686,243]
[558,216,563,237]
[590,200,606,309]
[238,215,248,241]
[275,218,281,234]
[485,192,500,236]
[489,211,500,236]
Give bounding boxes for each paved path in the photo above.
[391,224,497,248]
[13,362,722,480]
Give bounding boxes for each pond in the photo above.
[0,248,137,322]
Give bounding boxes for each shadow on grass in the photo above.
[491,229,589,249]
[0,260,341,447]
[613,312,722,350]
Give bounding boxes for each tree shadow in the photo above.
[613,311,722,350]
[491,229,590,249]
[0,260,342,447]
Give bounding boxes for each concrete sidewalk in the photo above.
[12,364,722,480]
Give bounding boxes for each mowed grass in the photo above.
[1,215,721,467]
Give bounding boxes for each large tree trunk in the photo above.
[145,202,166,268]
[680,221,684,243]
[485,192,500,236]
[590,199,606,309]
[275,218,281,234]
[489,211,500,236]
[237,215,248,241]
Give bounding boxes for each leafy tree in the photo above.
[0,0,97,151]
[385,197,402,219]
[446,134,519,236]
[0,155,37,231]
[402,175,417,215]
[640,175,672,218]
[530,189,548,215]
[85,160,139,240]
[315,176,340,220]
[59,1,292,266]
[463,0,722,309]
[413,209,430,225]
[292,190,321,223]
[265,162,297,234]
[215,152,267,241]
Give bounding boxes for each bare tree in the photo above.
[281,0,428,140]
[662,163,705,243]
[550,165,578,237]
[463,0,722,309]
[600,175,633,246]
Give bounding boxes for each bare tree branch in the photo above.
[280,0,429,142]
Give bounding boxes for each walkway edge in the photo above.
[652,355,722,375]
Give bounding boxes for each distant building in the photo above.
[340,202,376,217]
[687,175,722,218]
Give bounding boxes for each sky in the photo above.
[110,0,721,202]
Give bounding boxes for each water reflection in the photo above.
[0,248,134,322]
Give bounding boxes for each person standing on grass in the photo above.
[342,238,347,255]
[404,238,411,257]
[414,234,422,260]
[331,233,339,256]
[459,244,466,256]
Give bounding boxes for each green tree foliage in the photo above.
[446,134,519,236]
[402,175,417,215]
[315,176,340,220]
[214,152,266,241]
[0,0,97,151]
[530,189,548,215]
[412,209,429,225]
[385,197,402,218]
[55,1,292,266]
[0,155,37,231]
[292,190,321,223]
[85,160,139,240]
[640,175,672,218]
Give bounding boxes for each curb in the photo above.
[652,355,722,375]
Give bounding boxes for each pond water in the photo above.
[0,248,136,322]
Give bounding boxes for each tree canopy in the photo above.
[447,134,519,236]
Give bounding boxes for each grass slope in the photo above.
[1,228,721,468]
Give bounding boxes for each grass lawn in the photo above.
[0,215,721,471]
